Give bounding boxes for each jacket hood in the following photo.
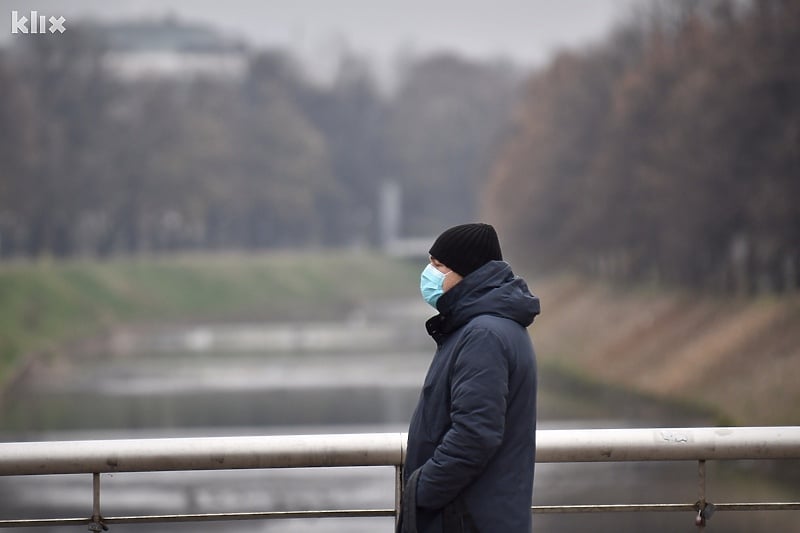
[426,260,540,340]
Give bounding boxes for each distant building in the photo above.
[379,181,434,259]
[98,16,249,80]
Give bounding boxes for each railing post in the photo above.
[696,459,706,529]
[88,473,107,532]
[395,465,404,528]
[694,459,715,529]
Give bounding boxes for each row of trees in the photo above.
[0,25,518,257]
[485,0,799,293]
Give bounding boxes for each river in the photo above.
[0,300,797,532]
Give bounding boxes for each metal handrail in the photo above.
[0,427,799,530]
[4,427,800,476]
[0,432,406,476]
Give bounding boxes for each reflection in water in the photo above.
[0,300,797,532]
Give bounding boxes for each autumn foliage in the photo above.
[485,0,799,293]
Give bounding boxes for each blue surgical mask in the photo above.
[420,263,450,308]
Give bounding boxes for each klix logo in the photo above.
[11,10,67,34]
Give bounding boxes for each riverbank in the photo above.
[529,273,800,426]
[0,251,420,389]
[2,254,797,425]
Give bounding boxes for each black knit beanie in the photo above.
[429,223,503,277]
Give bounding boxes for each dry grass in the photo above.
[529,274,800,425]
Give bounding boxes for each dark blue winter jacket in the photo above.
[402,260,540,533]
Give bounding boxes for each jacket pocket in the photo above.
[442,496,480,533]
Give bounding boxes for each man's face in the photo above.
[430,257,463,293]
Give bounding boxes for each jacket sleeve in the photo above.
[415,327,509,510]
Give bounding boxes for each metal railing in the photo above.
[1,427,799,530]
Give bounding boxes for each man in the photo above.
[399,222,540,533]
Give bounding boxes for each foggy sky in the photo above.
[2,0,647,80]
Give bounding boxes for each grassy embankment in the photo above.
[2,253,797,425]
[0,251,420,388]
[529,273,800,426]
